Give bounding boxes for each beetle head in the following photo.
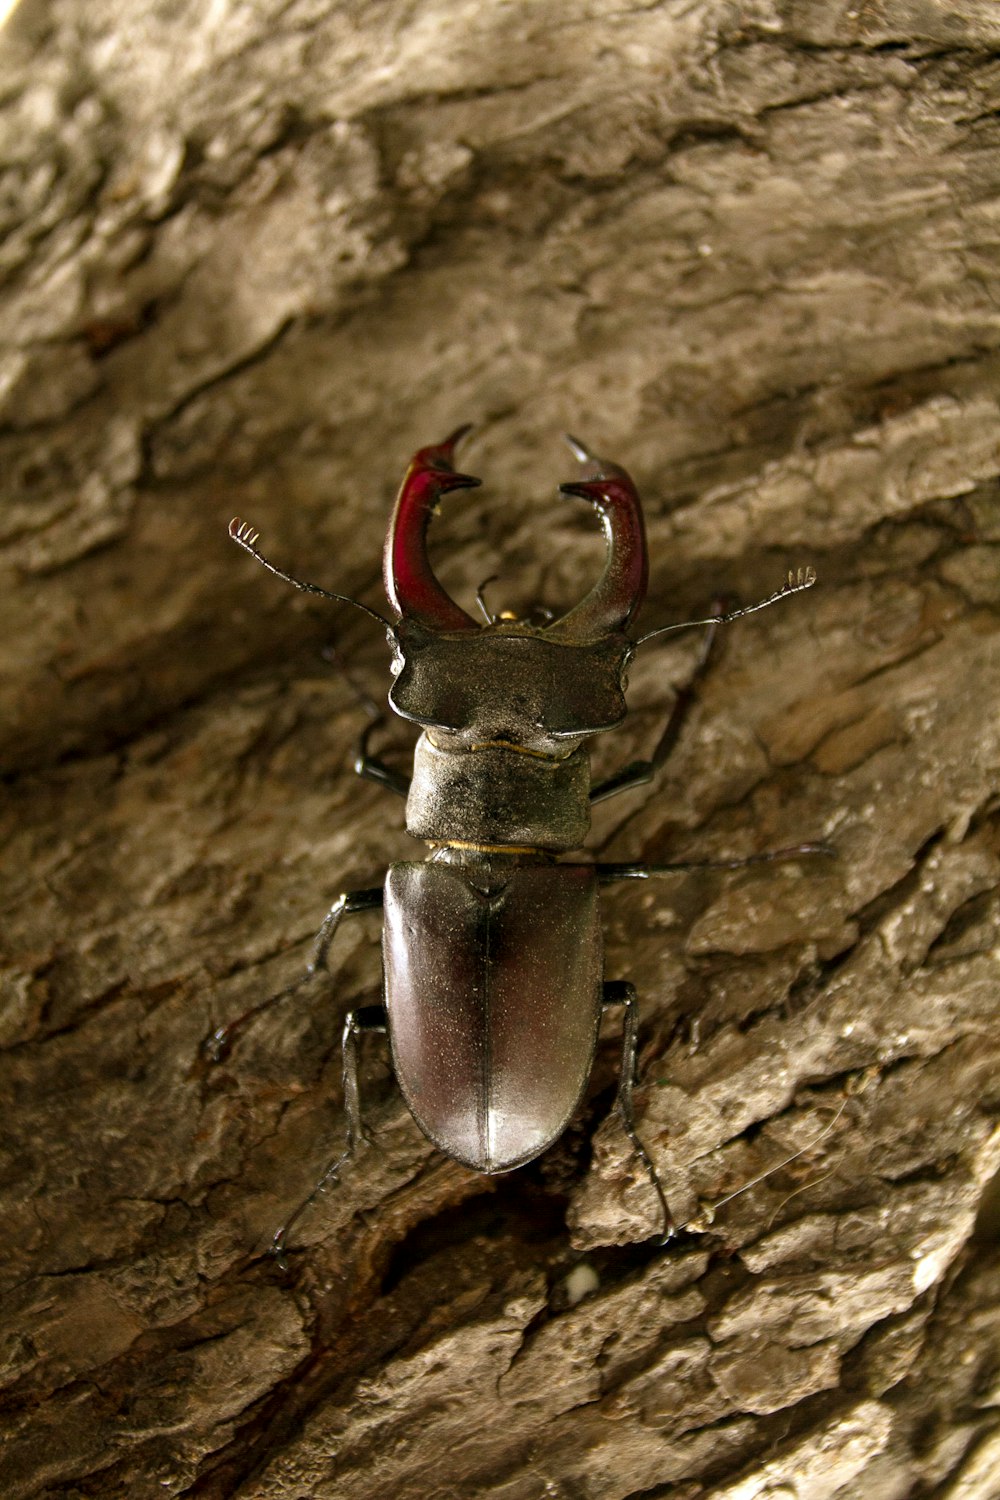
[384,431,647,749]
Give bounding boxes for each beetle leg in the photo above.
[317,642,411,799]
[310,887,384,968]
[353,717,411,799]
[597,844,835,883]
[602,980,674,1243]
[590,608,722,804]
[204,887,384,1061]
[341,1003,388,1152]
[271,1003,388,1268]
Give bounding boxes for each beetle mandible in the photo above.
[220,428,823,1261]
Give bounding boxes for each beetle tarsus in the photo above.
[267,1005,388,1261]
[474,573,501,625]
[679,1092,851,1237]
[269,1144,350,1269]
[204,968,316,1061]
[203,1025,232,1065]
[604,980,675,1242]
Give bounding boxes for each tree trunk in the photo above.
[2,2,999,1496]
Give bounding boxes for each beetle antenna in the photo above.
[680,1093,849,1235]
[229,518,394,631]
[637,567,817,646]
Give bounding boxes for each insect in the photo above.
[219,428,826,1262]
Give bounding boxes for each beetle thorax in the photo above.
[388,620,631,750]
[388,621,631,852]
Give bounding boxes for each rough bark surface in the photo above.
[2,2,999,1497]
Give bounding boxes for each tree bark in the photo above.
[2,2,999,1496]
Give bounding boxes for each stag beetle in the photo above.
[220,429,822,1260]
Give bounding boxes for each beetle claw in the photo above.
[269,1230,290,1271]
[203,1026,230,1064]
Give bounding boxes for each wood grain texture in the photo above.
[1,2,999,1495]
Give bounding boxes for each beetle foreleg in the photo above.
[353,718,411,799]
[590,608,722,805]
[317,643,411,800]
[603,980,674,1243]
[204,886,383,1061]
[271,1002,388,1268]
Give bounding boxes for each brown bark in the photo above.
[2,2,999,1496]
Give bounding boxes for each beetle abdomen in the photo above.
[383,862,603,1172]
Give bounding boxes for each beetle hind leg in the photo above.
[603,980,675,1244]
[271,1002,388,1268]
